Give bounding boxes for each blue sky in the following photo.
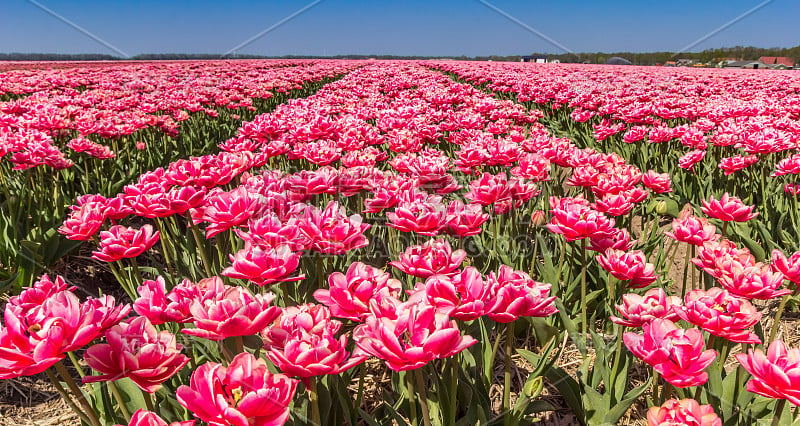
[1,0,798,57]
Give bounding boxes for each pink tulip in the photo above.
[717,263,790,300]
[610,288,681,328]
[465,172,511,206]
[664,207,719,246]
[387,196,447,236]
[647,399,721,426]
[410,267,489,321]
[176,352,298,426]
[222,244,304,287]
[484,265,557,323]
[587,228,635,253]
[58,201,106,240]
[596,248,658,288]
[678,149,706,171]
[92,224,160,262]
[201,186,267,238]
[262,304,331,349]
[444,200,489,237]
[182,285,281,341]
[736,340,800,406]
[771,249,800,285]
[0,278,129,378]
[390,238,466,278]
[116,409,195,426]
[624,319,716,387]
[83,317,189,393]
[353,302,476,371]
[675,288,761,344]
[641,170,672,194]
[298,201,370,254]
[313,262,401,321]
[263,304,366,378]
[234,213,306,251]
[546,201,615,241]
[700,193,758,222]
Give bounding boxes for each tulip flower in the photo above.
[444,200,489,237]
[624,319,716,387]
[736,340,800,406]
[409,267,489,321]
[353,302,476,371]
[390,238,466,278]
[678,149,706,171]
[484,265,557,322]
[771,249,800,285]
[177,352,298,426]
[611,288,681,328]
[298,201,370,254]
[313,262,401,321]
[83,317,189,393]
[700,193,758,222]
[596,248,658,288]
[0,279,128,378]
[464,172,512,207]
[675,288,761,344]
[664,207,719,246]
[641,170,672,193]
[182,285,281,341]
[91,224,160,262]
[58,201,106,240]
[200,186,268,238]
[263,304,366,379]
[386,197,447,236]
[546,202,615,241]
[647,399,721,426]
[222,244,304,287]
[717,264,790,300]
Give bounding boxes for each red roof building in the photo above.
[759,56,794,67]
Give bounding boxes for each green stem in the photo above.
[681,243,691,300]
[415,368,433,426]
[234,335,244,355]
[108,380,132,421]
[154,219,175,274]
[131,257,144,286]
[189,218,215,277]
[309,378,321,426]
[449,355,459,426]
[45,368,92,425]
[580,238,588,336]
[67,351,85,378]
[768,295,790,344]
[407,372,418,426]
[504,321,515,426]
[54,361,102,426]
[772,399,787,426]
[353,363,367,424]
[141,388,155,413]
[652,371,660,404]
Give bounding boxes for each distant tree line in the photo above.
[533,45,800,65]
[0,53,118,61]
[1,45,798,65]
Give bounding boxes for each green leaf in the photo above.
[113,378,148,416]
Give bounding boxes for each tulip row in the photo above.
[0,60,360,290]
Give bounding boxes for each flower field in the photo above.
[1,59,800,425]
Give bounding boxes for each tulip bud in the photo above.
[530,210,546,227]
[655,200,668,215]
